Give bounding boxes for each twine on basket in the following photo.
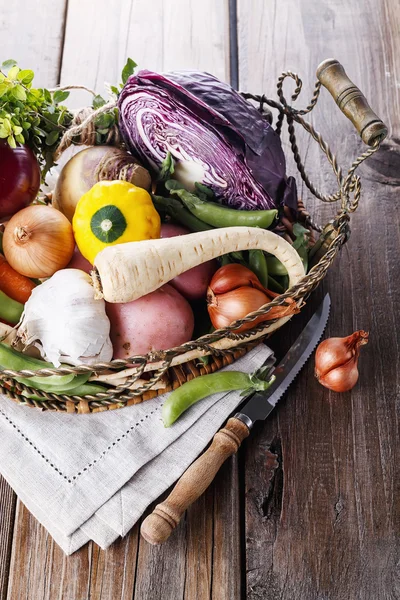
[55,100,120,159]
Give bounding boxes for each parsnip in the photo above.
[93,226,305,303]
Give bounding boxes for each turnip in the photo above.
[106,284,194,359]
[160,223,217,300]
[52,146,152,222]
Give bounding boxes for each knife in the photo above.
[140,294,331,545]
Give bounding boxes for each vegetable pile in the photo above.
[0,58,321,410]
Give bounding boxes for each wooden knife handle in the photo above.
[316,58,387,146]
[140,417,250,545]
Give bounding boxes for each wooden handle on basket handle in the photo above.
[140,417,250,545]
[316,58,387,146]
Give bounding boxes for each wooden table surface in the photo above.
[1,0,399,598]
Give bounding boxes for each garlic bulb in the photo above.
[17,269,113,367]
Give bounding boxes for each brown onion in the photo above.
[208,286,270,329]
[315,330,369,392]
[3,205,75,278]
[209,263,266,294]
[207,263,299,331]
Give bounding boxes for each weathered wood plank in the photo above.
[211,455,242,599]
[0,477,16,600]
[6,501,139,600]
[133,458,241,600]
[184,485,214,599]
[84,530,139,600]
[59,0,230,108]
[238,0,400,598]
[133,497,188,600]
[0,0,67,87]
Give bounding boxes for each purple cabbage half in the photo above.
[118,69,297,210]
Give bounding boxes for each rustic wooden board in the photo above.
[0,0,67,87]
[7,501,139,600]
[59,0,231,108]
[0,478,16,600]
[238,0,400,598]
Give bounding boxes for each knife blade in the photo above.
[140,293,331,545]
[234,293,331,429]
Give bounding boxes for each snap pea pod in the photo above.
[296,244,308,273]
[280,275,289,291]
[267,275,284,294]
[267,252,308,277]
[219,251,247,267]
[152,195,213,232]
[0,343,90,392]
[21,382,108,400]
[248,250,269,288]
[167,185,278,229]
[162,370,275,427]
[0,290,23,325]
[266,223,309,277]
[17,372,90,393]
[220,254,231,267]
[266,255,288,277]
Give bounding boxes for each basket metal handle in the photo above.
[316,58,388,146]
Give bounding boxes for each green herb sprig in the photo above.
[88,58,137,145]
[0,59,73,178]
[0,58,138,179]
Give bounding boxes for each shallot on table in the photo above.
[315,330,369,392]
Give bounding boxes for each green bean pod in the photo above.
[0,343,90,392]
[220,254,232,267]
[219,251,247,267]
[248,250,269,288]
[17,372,90,393]
[280,275,289,291]
[267,275,284,293]
[296,245,309,273]
[266,255,288,277]
[0,290,23,325]
[168,187,278,229]
[267,251,307,277]
[21,382,108,400]
[162,370,274,427]
[152,195,213,232]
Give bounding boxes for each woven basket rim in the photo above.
[0,65,380,411]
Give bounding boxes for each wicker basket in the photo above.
[0,58,387,413]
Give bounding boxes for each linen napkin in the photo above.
[0,344,273,554]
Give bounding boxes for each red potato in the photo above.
[106,283,194,359]
[160,223,217,300]
[67,246,92,274]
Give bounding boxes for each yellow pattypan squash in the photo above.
[73,180,161,264]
